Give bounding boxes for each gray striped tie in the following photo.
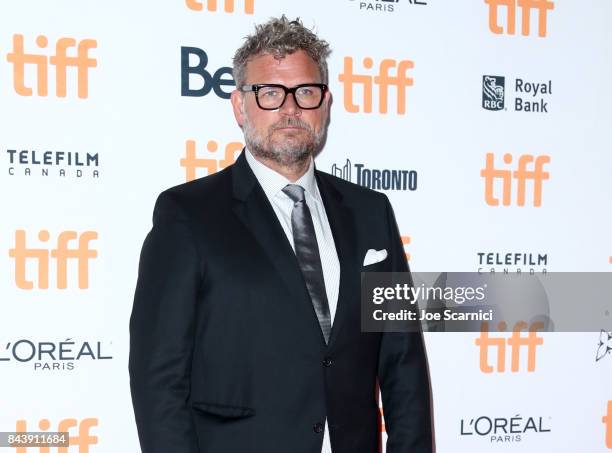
[282,184,332,344]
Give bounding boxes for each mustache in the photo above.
[270,117,312,131]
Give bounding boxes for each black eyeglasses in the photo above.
[240,83,328,110]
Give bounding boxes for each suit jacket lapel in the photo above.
[230,151,326,346]
[316,171,360,348]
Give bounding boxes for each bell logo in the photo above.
[6,34,97,98]
[8,230,98,290]
[604,401,612,449]
[180,139,242,181]
[15,417,98,452]
[338,56,414,114]
[481,153,550,207]
[181,47,234,99]
[185,0,254,14]
[484,0,554,37]
[475,321,544,373]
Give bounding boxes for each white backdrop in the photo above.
[1,1,611,451]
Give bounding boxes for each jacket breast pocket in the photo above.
[191,401,255,419]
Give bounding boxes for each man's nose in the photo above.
[279,92,301,116]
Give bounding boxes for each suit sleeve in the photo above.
[377,196,433,453]
[129,192,202,453]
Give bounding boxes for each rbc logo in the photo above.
[181,47,234,99]
[482,75,505,111]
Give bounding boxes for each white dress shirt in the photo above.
[245,149,339,453]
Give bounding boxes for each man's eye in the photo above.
[297,88,314,96]
[261,90,281,97]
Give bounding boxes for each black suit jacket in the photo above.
[129,151,432,453]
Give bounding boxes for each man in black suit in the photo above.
[129,16,432,453]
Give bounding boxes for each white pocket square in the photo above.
[363,248,388,266]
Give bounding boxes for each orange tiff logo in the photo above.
[180,139,242,182]
[604,401,612,449]
[401,235,411,262]
[15,418,98,452]
[475,321,544,373]
[481,153,550,207]
[485,0,554,37]
[6,34,97,98]
[338,57,414,114]
[9,230,98,290]
[185,0,254,14]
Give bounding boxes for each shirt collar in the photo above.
[245,148,319,201]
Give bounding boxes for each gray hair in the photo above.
[232,16,331,88]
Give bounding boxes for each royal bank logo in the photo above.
[186,0,254,14]
[482,75,505,111]
[6,34,97,99]
[477,251,548,274]
[0,338,112,372]
[180,139,242,181]
[460,413,551,443]
[6,149,100,179]
[338,56,414,114]
[15,417,99,451]
[331,159,417,191]
[596,330,612,362]
[475,321,544,373]
[484,0,554,37]
[482,75,552,113]
[181,47,234,99]
[348,0,427,13]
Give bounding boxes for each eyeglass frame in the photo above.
[239,83,329,110]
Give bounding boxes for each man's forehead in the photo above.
[247,51,316,69]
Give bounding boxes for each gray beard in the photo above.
[242,116,325,168]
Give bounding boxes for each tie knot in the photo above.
[282,184,306,203]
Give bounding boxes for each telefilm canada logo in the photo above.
[482,74,552,113]
[331,159,417,192]
[0,338,113,371]
[460,414,551,444]
[477,251,548,274]
[6,149,100,179]
[348,0,427,13]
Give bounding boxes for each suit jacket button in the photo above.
[313,422,324,433]
[322,357,332,367]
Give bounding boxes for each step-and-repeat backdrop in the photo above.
[1,1,611,452]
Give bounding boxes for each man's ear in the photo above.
[231,90,245,127]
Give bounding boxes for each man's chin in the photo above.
[272,127,309,138]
